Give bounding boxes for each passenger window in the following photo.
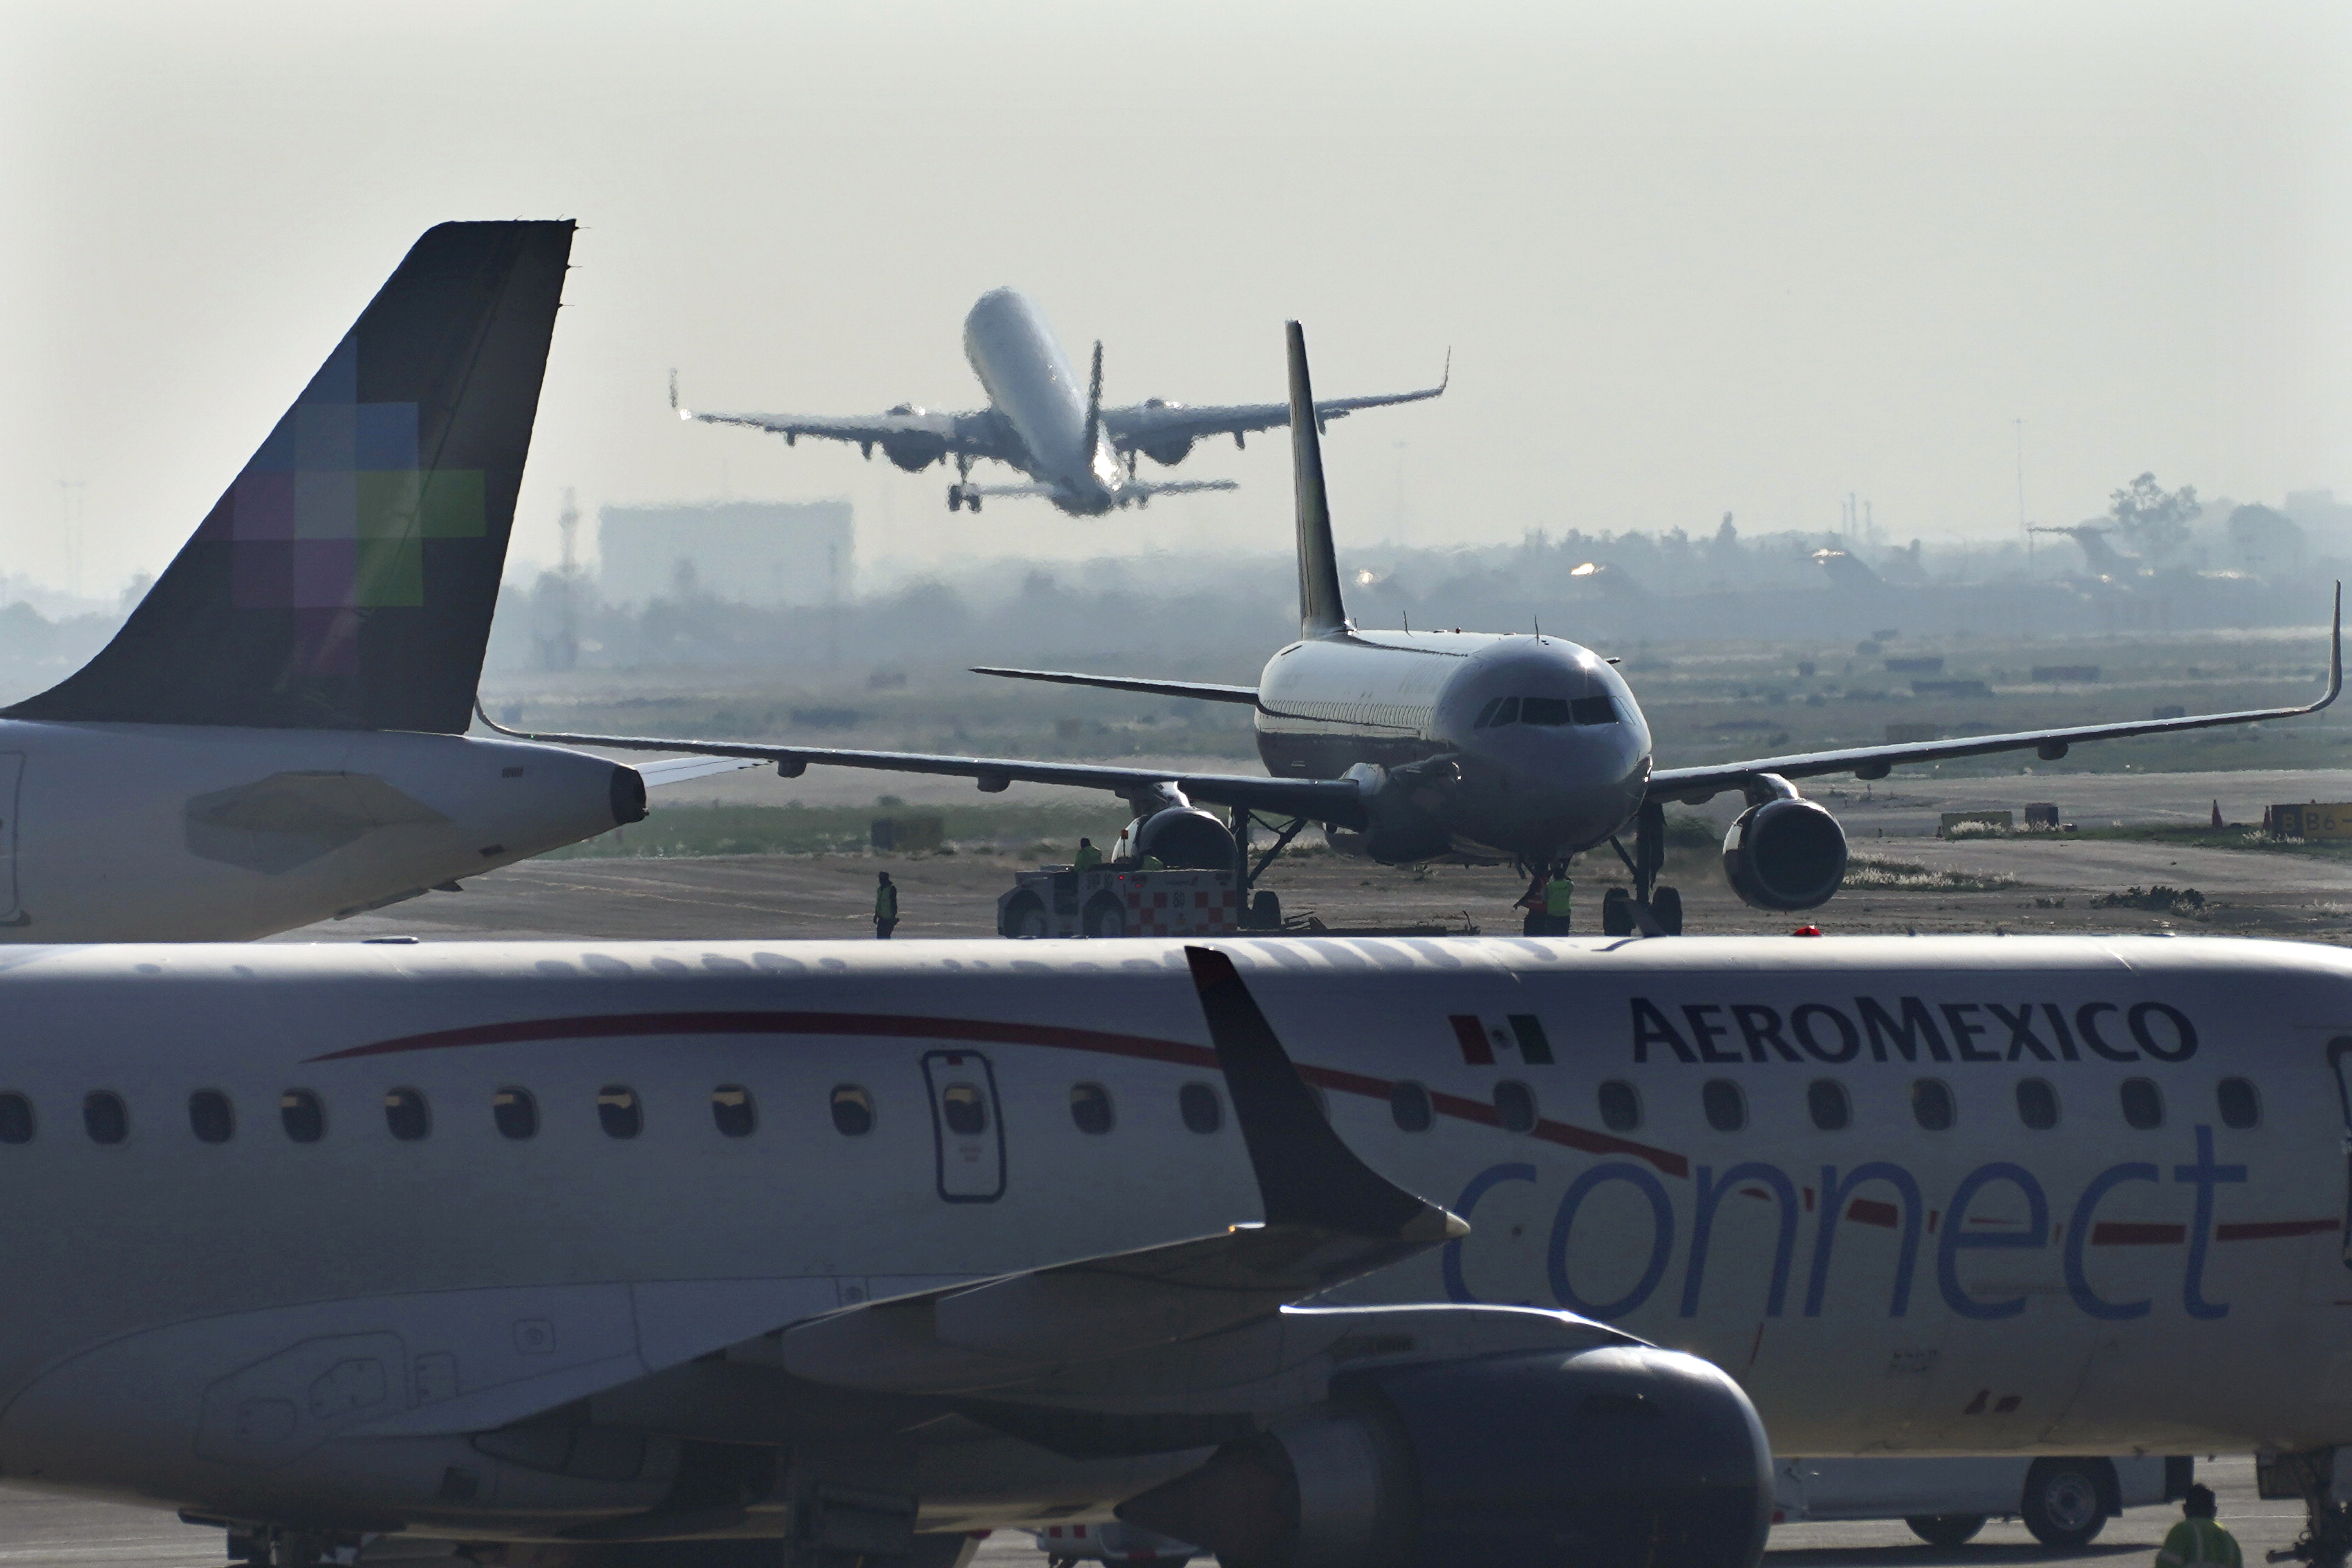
[2015,1078,2060,1130]
[492,1088,537,1140]
[188,1090,234,1144]
[942,1082,991,1135]
[1179,1082,1223,1134]
[1807,1079,1851,1132]
[1701,1079,1745,1132]
[84,1091,128,1146]
[2216,1076,2260,1130]
[1571,696,1619,725]
[711,1085,756,1138]
[0,1091,30,1145]
[597,1085,643,1139]
[1598,1079,1641,1132]
[1520,697,1573,726]
[280,1090,324,1144]
[1911,1079,1954,1132]
[384,1088,430,1142]
[1390,1080,1433,1132]
[1065,1083,1110,1135]
[1494,1080,1537,1133]
[1491,697,1520,727]
[832,1085,875,1137]
[2120,1076,2165,1130]
[1473,698,1504,729]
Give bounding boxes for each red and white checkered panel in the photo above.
[1121,881,1239,937]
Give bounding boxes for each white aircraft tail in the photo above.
[1287,321,1351,638]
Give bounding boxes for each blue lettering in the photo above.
[1805,1162,1923,1318]
[1683,1005,1742,1064]
[2076,1002,2138,1063]
[2131,1002,2198,1063]
[1442,1161,1538,1305]
[1859,997,1950,1063]
[1631,998,1695,1063]
[1942,1002,1999,1062]
[1939,1163,2051,1320]
[1681,1163,1798,1317]
[1990,1002,2056,1061]
[1549,1163,1674,1320]
[2064,1161,2159,1320]
[1791,1002,1860,1063]
[2174,1125,2247,1320]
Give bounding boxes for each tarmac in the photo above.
[0,1454,2302,1565]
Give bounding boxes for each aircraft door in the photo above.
[2329,1038,2352,1265]
[921,1049,1006,1203]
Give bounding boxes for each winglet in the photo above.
[669,368,691,420]
[1286,322,1352,639]
[2325,582,2342,711]
[1438,346,1450,395]
[1186,946,1462,1240]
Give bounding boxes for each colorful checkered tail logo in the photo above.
[8,221,573,734]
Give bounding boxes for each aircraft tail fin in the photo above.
[8,221,574,734]
[1286,321,1350,638]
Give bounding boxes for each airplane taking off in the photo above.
[0,221,741,942]
[3,932,2351,1568]
[516,323,2341,935]
[671,288,1446,516]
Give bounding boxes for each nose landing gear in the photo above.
[1605,800,1683,935]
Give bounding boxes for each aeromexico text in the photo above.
[1630,996,2197,1065]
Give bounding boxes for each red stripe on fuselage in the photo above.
[308,1009,1691,1177]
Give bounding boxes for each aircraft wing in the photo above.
[970,666,1262,705]
[1647,585,2342,805]
[777,946,1466,1395]
[1101,355,1447,448]
[671,374,1009,460]
[478,704,1371,825]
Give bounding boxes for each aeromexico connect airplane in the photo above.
[671,288,1446,516]
[6,933,2352,1568]
[0,221,742,942]
[519,324,2342,935]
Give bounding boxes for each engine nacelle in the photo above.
[1139,434,1195,467]
[1115,806,1238,869]
[881,433,949,472]
[1122,1345,1769,1568]
[1721,796,1847,911]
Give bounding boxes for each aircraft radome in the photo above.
[0,221,746,942]
[0,933,2347,1568]
[671,288,1445,516]
[515,324,2341,937]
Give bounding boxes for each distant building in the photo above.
[597,500,854,606]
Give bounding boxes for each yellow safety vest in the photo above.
[1074,846,1103,870]
[2158,1519,2241,1568]
[1545,876,1574,916]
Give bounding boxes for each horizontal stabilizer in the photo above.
[970,666,1260,705]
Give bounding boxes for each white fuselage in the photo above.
[963,289,1124,514]
[0,934,2340,1536]
[0,722,634,941]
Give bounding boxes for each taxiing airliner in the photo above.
[0,222,739,942]
[3,933,2349,1568]
[671,288,1446,515]
[520,324,2340,935]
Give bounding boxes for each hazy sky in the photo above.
[6,1,2347,597]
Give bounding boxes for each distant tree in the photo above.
[2225,503,2305,576]
[2107,472,2201,560]
[1710,512,1739,559]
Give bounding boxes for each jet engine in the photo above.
[1139,434,1195,467]
[1721,796,1847,911]
[1121,1345,1769,1568]
[881,433,950,472]
[1117,806,1238,869]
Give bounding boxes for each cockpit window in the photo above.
[1571,696,1619,725]
[1478,693,1621,729]
[1520,697,1573,726]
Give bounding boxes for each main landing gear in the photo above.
[946,484,984,513]
[2264,1451,2352,1568]
[1228,807,1300,930]
[1603,800,1683,936]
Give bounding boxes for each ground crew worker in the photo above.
[2158,1485,2239,1568]
[1543,862,1574,933]
[1515,874,1547,936]
[1073,837,1103,870]
[1135,852,1165,872]
[872,872,899,940]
